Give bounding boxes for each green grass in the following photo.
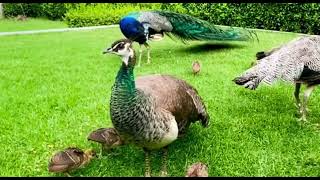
[0,18,67,32]
[1,27,320,177]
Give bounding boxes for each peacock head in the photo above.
[103,39,135,66]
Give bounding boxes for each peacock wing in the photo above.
[137,11,173,32]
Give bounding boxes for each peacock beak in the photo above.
[102,48,113,54]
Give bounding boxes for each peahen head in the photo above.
[103,39,136,66]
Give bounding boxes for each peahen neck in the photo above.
[114,61,136,96]
[110,53,166,144]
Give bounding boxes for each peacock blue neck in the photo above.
[119,16,147,44]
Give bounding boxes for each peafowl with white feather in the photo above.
[119,10,255,67]
[233,35,320,122]
[102,39,210,176]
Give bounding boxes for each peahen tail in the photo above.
[155,10,256,43]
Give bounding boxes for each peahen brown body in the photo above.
[234,35,320,122]
[48,147,96,177]
[103,39,210,176]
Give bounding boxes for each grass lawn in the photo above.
[0,18,67,32]
[1,26,320,177]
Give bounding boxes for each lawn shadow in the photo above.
[178,43,246,54]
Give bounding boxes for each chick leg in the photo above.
[294,83,301,110]
[64,172,72,177]
[299,85,316,122]
[160,146,168,177]
[144,148,151,177]
[144,42,151,64]
[138,44,143,67]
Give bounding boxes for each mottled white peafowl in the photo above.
[48,147,96,177]
[233,35,320,122]
[119,10,255,67]
[102,39,210,177]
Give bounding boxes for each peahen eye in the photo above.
[118,43,125,49]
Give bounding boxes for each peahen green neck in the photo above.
[113,55,137,96]
[110,51,169,146]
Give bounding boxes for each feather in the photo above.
[154,11,255,42]
[120,10,256,44]
[234,35,320,90]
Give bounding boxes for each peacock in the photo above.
[119,10,255,67]
[48,147,96,177]
[233,35,320,122]
[102,39,210,177]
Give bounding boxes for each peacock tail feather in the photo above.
[154,10,256,43]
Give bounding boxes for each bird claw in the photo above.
[297,116,308,123]
[160,171,167,177]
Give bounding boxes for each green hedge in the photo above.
[3,3,320,34]
[163,3,320,35]
[64,3,161,27]
[3,3,79,20]
[3,3,43,18]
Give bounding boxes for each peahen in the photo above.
[102,39,210,176]
[119,10,255,67]
[233,35,320,122]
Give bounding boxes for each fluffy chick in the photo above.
[48,147,96,177]
[186,162,208,177]
[87,128,123,153]
[192,61,201,75]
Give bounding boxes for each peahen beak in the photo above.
[102,48,113,54]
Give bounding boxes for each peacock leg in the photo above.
[298,85,316,122]
[160,146,168,177]
[138,44,143,67]
[294,83,301,111]
[144,148,152,177]
[144,42,151,64]
[64,172,72,177]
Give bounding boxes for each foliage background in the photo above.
[3,3,320,34]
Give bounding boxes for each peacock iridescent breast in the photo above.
[119,16,147,44]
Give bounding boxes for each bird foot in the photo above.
[297,115,308,123]
[160,170,167,177]
[294,102,301,109]
[65,172,72,177]
[145,172,151,177]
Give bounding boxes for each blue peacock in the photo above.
[119,10,255,66]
